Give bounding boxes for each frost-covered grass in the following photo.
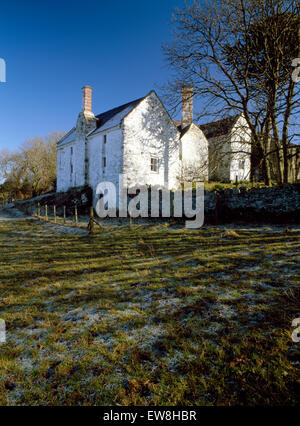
[0,219,299,405]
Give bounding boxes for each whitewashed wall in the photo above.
[88,126,123,191]
[123,91,180,190]
[181,124,209,181]
[229,116,251,181]
[57,136,86,192]
[208,135,231,182]
[208,116,251,182]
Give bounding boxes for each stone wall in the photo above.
[204,183,300,224]
[13,183,300,225]
[123,183,300,224]
[14,186,93,217]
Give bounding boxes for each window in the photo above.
[103,157,106,168]
[71,147,73,155]
[70,164,73,174]
[151,157,159,172]
[239,160,245,170]
[104,135,107,144]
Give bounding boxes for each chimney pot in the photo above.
[182,85,194,128]
[82,85,92,112]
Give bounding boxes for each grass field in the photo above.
[0,218,299,405]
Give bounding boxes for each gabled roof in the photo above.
[58,97,146,146]
[178,122,206,138]
[58,90,179,145]
[199,114,240,139]
[90,96,145,135]
[57,127,76,146]
[173,120,196,137]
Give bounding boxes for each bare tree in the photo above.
[162,0,300,184]
[0,131,65,200]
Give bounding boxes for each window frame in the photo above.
[150,157,159,173]
[238,159,245,170]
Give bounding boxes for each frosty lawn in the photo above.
[0,218,299,405]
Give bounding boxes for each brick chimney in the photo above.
[182,85,194,128]
[77,86,96,187]
[82,85,92,112]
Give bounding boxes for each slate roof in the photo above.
[199,114,240,139]
[173,115,241,139]
[93,97,145,132]
[58,96,146,146]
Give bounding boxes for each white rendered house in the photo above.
[56,86,251,201]
[56,86,209,199]
[200,114,252,182]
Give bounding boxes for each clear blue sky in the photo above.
[0,0,186,150]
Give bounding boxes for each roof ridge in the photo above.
[199,114,242,139]
[199,113,241,128]
[95,96,145,120]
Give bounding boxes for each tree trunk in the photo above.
[262,117,272,186]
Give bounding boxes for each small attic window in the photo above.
[104,135,107,144]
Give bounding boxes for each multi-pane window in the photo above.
[151,157,159,172]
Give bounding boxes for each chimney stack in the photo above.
[82,85,92,112]
[182,85,194,128]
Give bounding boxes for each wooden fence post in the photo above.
[54,205,56,223]
[37,202,40,218]
[75,206,78,227]
[88,206,94,235]
[45,205,48,221]
[63,206,66,224]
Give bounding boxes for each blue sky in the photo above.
[0,0,186,150]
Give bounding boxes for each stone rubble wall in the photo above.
[204,183,300,223]
[11,183,300,224]
[13,186,93,217]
